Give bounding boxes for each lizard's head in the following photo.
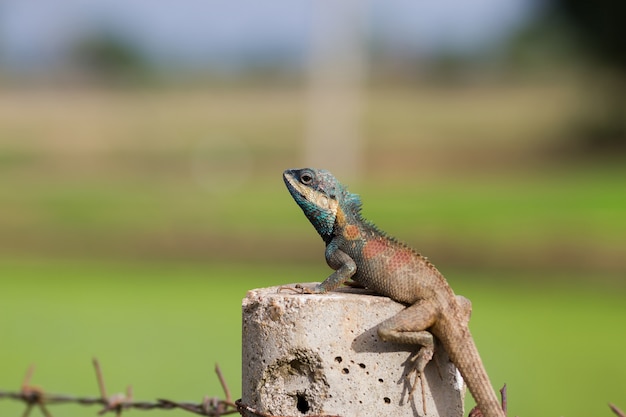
[283,168,347,238]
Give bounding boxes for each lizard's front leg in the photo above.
[279,243,356,294]
[314,243,357,293]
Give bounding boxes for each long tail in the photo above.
[440,323,505,417]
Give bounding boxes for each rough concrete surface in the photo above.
[242,284,465,417]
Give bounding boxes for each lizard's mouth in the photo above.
[283,170,304,199]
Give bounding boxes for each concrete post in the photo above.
[242,284,466,417]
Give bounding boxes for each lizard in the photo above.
[283,167,505,417]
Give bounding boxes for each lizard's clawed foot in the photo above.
[405,347,434,415]
[277,284,314,294]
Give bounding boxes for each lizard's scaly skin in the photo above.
[284,168,504,417]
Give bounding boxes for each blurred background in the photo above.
[1,1,624,416]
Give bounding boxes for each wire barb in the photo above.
[610,403,626,417]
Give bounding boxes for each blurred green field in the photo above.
[1,259,625,417]
[1,85,624,272]
[2,161,624,275]
[1,84,625,416]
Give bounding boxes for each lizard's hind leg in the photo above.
[377,299,438,413]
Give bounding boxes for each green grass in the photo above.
[2,163,623,277]
[0,85,625,416]
[363,166,626,246]
[0,259,324,417]
[1,259,625,417]
[10,165,625,239]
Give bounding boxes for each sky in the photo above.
[0,0,541,71]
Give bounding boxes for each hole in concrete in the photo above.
[378,378,384,383]
[334,356,342,363]
[296,393,310,413]
[358,363,366,369]
[383,397,391,404]
[261,349,329,414]
[289,358,305,372]
[342,368,349,374]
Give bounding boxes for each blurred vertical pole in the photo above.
[305,1,367,181]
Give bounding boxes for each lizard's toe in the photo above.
[277,284,314,294]
[405,347,434,414]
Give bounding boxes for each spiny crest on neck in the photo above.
[341,188,362,216]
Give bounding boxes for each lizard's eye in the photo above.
[300,172,313,184]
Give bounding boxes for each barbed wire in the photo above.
[0,358,239,417]
[0,358,343,417]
